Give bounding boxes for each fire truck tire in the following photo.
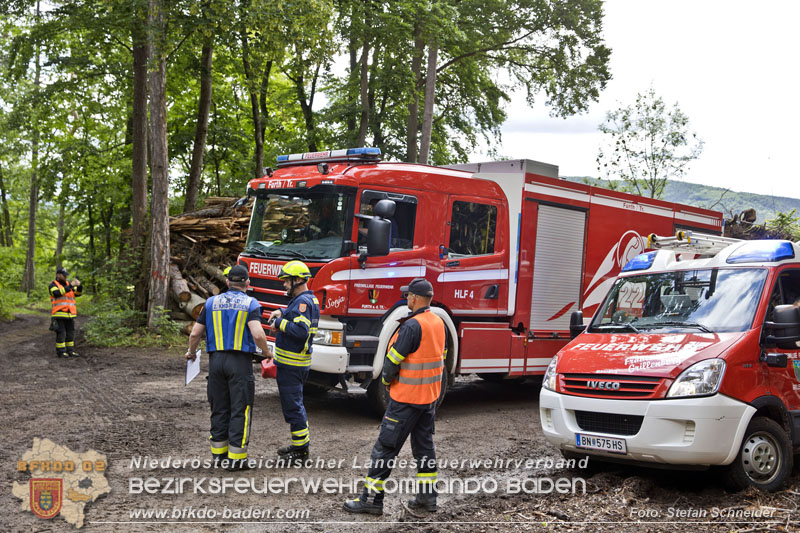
[723,416,793,492]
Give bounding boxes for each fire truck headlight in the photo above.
[666,359,726,398]
[542,356,558,391]
[313,328,343,346]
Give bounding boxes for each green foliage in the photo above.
[766,209,800,240]
[83,304,183,348]
[597,87,704,199]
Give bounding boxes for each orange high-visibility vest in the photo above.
[51,280,77,318]
[388,310,446,405]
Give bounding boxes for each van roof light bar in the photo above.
[276,147,382,167]
[647,231,741,255]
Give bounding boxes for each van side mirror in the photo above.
[569,311,585,339]
[763,304,800,350]
[366,218,391,256]
[233,196,249,208]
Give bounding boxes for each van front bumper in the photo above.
[539,388,756,466]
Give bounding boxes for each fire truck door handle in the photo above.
[484,284,499,299]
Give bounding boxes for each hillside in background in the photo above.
[565,177,800,223]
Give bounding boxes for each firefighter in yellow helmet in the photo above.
[268,260,320,462]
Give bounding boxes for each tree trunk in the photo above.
[259,60,273,144]
[55,202,65,267]
[147,0,171,330]
[180,292,206,320]
[418,42,438,165]
[198,259,226,285]
[183,40,214,213]
[87,195,96,293]
[406,21,424,163]
[240,21,263,180]
[132,18,149,312]
[169,263,191,303]
[0,162,12,246]
[21,2,41,294]
[356,40,370,146]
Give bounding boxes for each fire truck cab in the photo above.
[540,233,800,491]
[239,147,722,414]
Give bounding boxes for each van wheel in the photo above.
[724,416,792,492]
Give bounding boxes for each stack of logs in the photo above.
[168,196,252,334]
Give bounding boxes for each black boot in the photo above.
[225,458,252,472]
[277,445,293,456]
[211,454,226,468]
[68,351,80,357]
[408,489,437,512]
[282,447,309,465]
[343,490,383,515]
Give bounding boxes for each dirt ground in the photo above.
[2,310,799,532]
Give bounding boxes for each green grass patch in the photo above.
[0,290,50,321]
[83,304,185,349]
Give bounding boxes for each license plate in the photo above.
[575,433,627,454]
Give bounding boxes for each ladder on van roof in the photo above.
[647,231,741,255]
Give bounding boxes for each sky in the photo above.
[471,1,800,200]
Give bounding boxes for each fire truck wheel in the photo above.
[723,416,793,492]
[367,380,391,417]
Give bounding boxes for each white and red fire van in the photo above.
[540,232,800,491]
[239,147,722,413]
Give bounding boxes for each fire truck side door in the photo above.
[762,267,800,415]
[440,196,507,317]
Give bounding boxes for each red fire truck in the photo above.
[239,147,722,412]
[540,233,800,491]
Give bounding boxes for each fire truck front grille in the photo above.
[247,277,290,310]
[574,411,643,436]
[561,373,662,398]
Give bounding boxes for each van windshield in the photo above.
[589,268,768,334]
[243,191,351,260]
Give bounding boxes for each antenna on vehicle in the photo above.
[647,231,741,255]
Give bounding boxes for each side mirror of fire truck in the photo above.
[366,218,391,256]
[762,304,800,352]
[569,311,585,339]
[233,196,249,208]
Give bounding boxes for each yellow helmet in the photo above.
[278,260,311,280]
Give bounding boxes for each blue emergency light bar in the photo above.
[276,147,382,165]
[622,251,658,272]
[726,240,795,264]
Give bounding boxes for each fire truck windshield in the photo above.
[589,268,768,334]
[243,191,351,260]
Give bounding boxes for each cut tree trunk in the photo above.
[169,263,191,303]
[195,275,220,296]
[175,320,195,335]
[180,292,206,320]
[170,310,194,321]
[199,259,226,285]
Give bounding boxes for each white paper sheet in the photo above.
[185,350,201,386]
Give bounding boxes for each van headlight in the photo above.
[542,356,558,391]
[666,359,726,398]
[313,328,343,346]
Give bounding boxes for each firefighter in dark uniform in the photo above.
[49,267,83,358]
[186,265,271,470]
[344,277,446,515]
[268,260,320,462]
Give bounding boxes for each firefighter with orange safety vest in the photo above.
[49,267,83,358]
[344,277,446,515]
